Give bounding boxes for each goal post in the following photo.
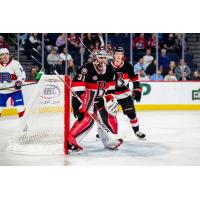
[64,75,70,155]
[7,75,71,155]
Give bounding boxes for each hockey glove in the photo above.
[133,87,142,102]
[103,94,118,116]
[15,81,22,90]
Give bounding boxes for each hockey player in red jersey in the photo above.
[68,49,123,151]
[0,48,26,118]
[111,47,146,139]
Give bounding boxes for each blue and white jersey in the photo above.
[0,59,26,94]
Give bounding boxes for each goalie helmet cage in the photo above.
[7,75,70,155]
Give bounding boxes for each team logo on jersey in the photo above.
[0,72,12,83]
[40,84,61,99]
[92,75,98,81]
[81,68,88,74]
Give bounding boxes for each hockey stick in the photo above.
[0,82,38,91]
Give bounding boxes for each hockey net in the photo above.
[7,75,70,155]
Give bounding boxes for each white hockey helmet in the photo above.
[0,48,9,55]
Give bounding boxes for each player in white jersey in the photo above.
[0,48,26,117]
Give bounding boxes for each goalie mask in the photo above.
[94,49,108,74]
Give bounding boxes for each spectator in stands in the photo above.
[29,33,41,50]
[83,33,94,61]
[30,66,39,80]
[164,69,177,81]
[60,47,75,76]
[134,57,145,74]
[83,33,95,62]
[192,68,200,80]
[146,59,156,76]
[147,33,159,54]
[44,33,54,52]
[47,33,59,46]
[93,33,105,48]
[18,33,28,51]
[25,33,41,63]
[168,61,176,73]
[159,49,170,68]
[83,33,94,50]
[132,33,147,61]
[150,70,164,81]
[180,71,191,81]
[47,47,63,74]
[93,41,101,51]
[86,55,93,64]
[143,49,154,69]
[162,33,179,64]
[175,59,191,80]
[158,48,170,76]
[168,51,179,64]
[184,48,193,66]
[0,35,8,49]
[139,69,149,81]
[163,33,175,51]
[56,33,66,53]
[106,42,114,62]
[133,33,147,50]
[67,33,81,66]
[174,33,182,58]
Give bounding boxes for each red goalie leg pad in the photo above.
[67,135,83,151]
[68,113,94,150]
[79,89,96,113]
[107,113,118,134]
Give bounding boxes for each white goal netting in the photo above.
[7,75,70,155]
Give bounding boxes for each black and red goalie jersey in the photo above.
[71,62,116,107]
[110,60,140,99]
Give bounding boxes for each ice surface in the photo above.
[0,111,200,166]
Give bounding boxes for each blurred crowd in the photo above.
[1,33,200,81]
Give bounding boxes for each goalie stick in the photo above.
[79,37,94,56]
[54,70,82,103]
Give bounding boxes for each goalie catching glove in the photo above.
[103,94,118,116]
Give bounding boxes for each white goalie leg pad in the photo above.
[95,109,122,149]
[97,127,123,149]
